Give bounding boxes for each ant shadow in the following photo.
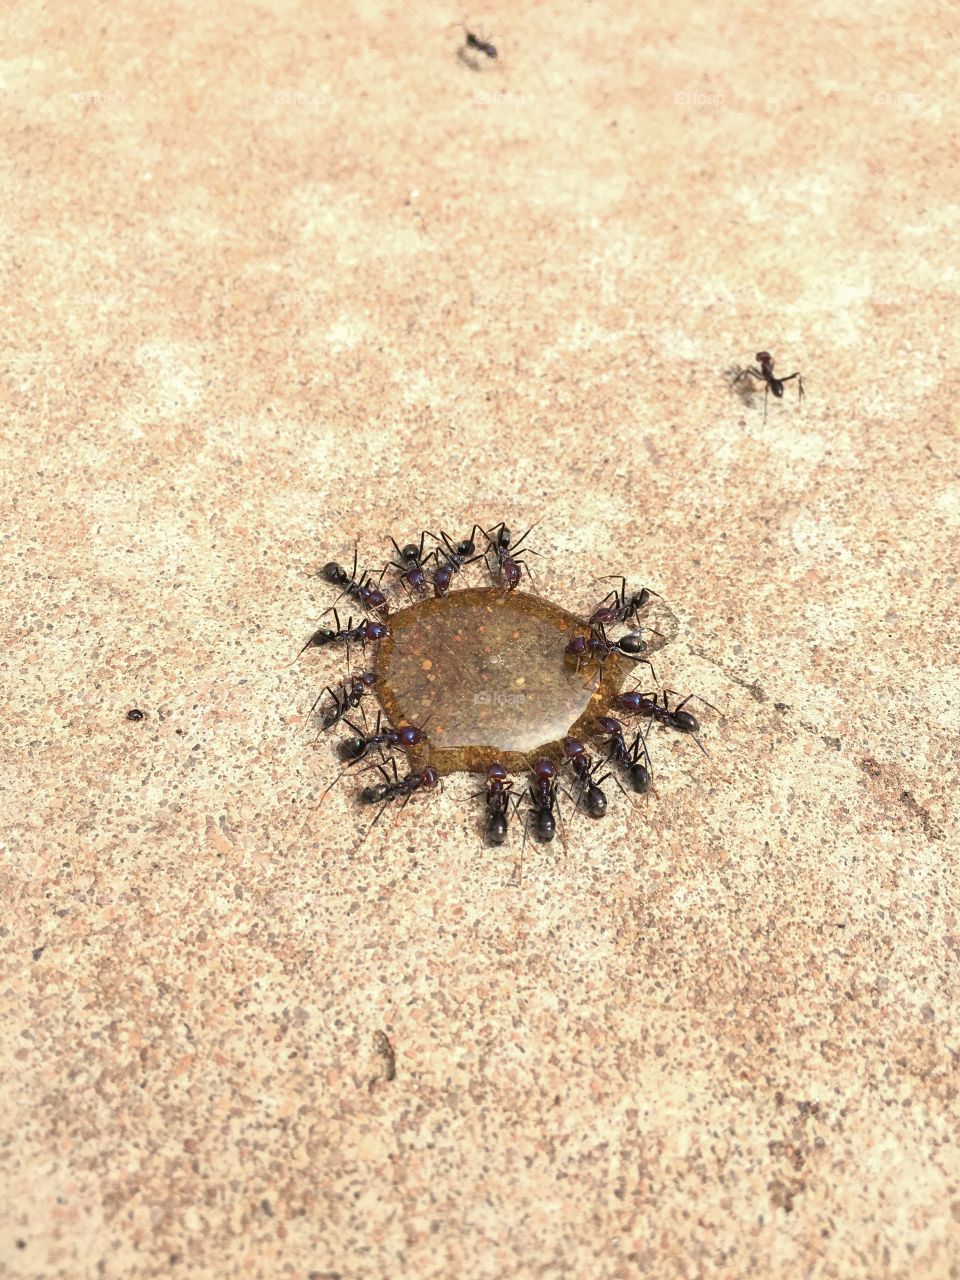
[724,365,757,407]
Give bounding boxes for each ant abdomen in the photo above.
[488,812,509,845]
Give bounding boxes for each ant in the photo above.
[298,610,389,660]
[471,760,518,845]
[731,351,805,421]
[453,22,497,62]
[359,758,441,836]
[322,547,388,615]
[338,709,427,762]
[430,526,484,596]
[566,622,657,682]
[612,688,711,757]
[484,521,540,591]
[524,757,566,843]
[589,577,660,629]
[593,716,652,793]
[311,671,376,730]
[379,534,434,597]
[561,738,611,818]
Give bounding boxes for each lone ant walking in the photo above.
[731,351,805,421]
[452,21,497,66]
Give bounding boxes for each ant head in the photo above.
[562,737,585,758]
[487,761,507,781]
[365,621,390,641]
[756,351,773,366]
[594,715,620,735]
[532,757,556,780]
[421,766,440,788]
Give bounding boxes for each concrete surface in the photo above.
[2,1,959,1277]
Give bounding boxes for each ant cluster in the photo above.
[300,525,713,860]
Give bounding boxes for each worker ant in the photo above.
[589,577,660,629]
[731,351,805,420]
[452,22,497,66]
[379,534,434,597]
[311,670,377,730]
[338,709,427,762]
[566,622,658,685]
[612,688,713,757]
[561,738,611,818]
[472,761,519,845]
[430,526,484,596]
[593,716,652,793]
[322,547,388,615]
[297,609,389,660]
[484,521,540,591]
[359,758,441,838]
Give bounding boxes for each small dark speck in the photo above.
[821,736,841,751]
[261,1198,274,1216]
[32,946,45,961]
[126,708,146,722]
[774,702,791,714]
[234,884,243,899]
[16,1240,26,1249]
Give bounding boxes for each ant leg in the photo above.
[662,688,721,716]
[732,365,763,387]
[780,371,805,405]
[509,520,543,555]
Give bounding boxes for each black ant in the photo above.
[430,526,484,596]
[612,688,711,757]
[589,577,660,629]
[379,534,434,597]
[566,622,657,682]
[561,739,611,818]
[359,758,441,836]
[322,547,388,615]
[593,716,652,793]
[453,22,497,62]
[731,351,805,421]
[484,521,540,591]
[338,709,427,762]
[472,760,518,845]
[524,757,565,843]
[298,610,389,660]
[311,671,376,730]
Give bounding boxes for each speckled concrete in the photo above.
[2,1,959,1277]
